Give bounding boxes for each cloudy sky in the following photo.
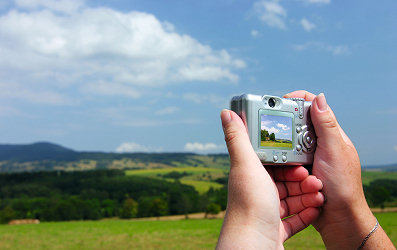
[261,114,292,141]
[0,0,396,165]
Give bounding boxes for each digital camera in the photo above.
[230,94,316,165]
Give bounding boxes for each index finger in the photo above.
[283,90,316,102]
[266,166,309,181]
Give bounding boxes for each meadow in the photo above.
[0,212,395,249]
[260,140,293,148]
[125,167,226,194]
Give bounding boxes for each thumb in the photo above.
[310,93,343,148]
[220,110,260,168]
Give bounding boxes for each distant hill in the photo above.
[362,163,397,172]
[1,142,395,173]
[0,142,229,172]
[0,142,78,162]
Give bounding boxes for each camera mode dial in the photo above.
[297,125,316,153]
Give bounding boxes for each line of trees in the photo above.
[0,170,227,223]
[261,129,275,142]
[364,179,397,209]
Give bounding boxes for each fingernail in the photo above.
[220,109,232,127]
[283,93,290,98]
[321,192,327,203]
[316,93,328,112]
[318,178,323,190]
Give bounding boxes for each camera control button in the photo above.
[303,131,315,150]
[296,126,302,133]
[296,144,302,151]
[273,155,278,162]
[282,155,287,162]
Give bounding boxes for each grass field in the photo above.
[261,141,293,148]
[0,212,395,249]
[361,170,397,185]
[125,167,226,194]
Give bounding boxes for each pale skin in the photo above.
[284,91,395,250]
[217,107,325,249]
[217,91,395,249]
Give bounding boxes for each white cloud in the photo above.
[293,41,350,55]
[262,125,279,134]
[184,142,225,152]
[253,0,287,30]
[300,18,316,32]
[155,106,180,115]
[301,0,330,4]
[116,142,163,153]
[0,3,245,105]
[0,82,79,105]
[251,29,259,37]
[277,123,289,131]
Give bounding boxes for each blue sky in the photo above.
[261,114,292,141]
[0,0,396,165]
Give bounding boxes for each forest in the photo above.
[0,170,227,223]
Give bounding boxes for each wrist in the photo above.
[316,201,377,249]
[217,209,281,249]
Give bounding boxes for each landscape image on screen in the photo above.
[260,114,293,148]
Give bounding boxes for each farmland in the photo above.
[126,167,226,194]
[0,212,395,249]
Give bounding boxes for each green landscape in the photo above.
[0,212,396,249]
[0,142,396,249]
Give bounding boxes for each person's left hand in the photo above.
[217,109,324,249]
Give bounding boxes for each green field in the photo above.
[1,212,395,249]
[125,167,226,194]
[260,140,293,148]
[361,170,397,185]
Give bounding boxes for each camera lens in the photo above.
[268,98,276,108]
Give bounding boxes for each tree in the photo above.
[269,133,276,141]
[261,129,269,141]
[0,206,15,224]
[205,203,221,219]
[120,198,138,219]
[176,194,192,219]
[368,186,391,210]
[150,198,168,219]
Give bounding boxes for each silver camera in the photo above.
[230,94,316,165]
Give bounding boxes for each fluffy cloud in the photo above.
[0,1,245,105]
[253,0,287,30]
[116,142,163,153]
[184,142,225,152]
[277,123,289,131]
[300,18,316,32]
[293,41,350,55]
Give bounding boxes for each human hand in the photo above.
[284,91,395,249]
[216,109,324,249]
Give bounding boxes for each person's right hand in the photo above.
[284,91,395,249]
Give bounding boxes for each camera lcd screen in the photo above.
[260,112,293,149]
